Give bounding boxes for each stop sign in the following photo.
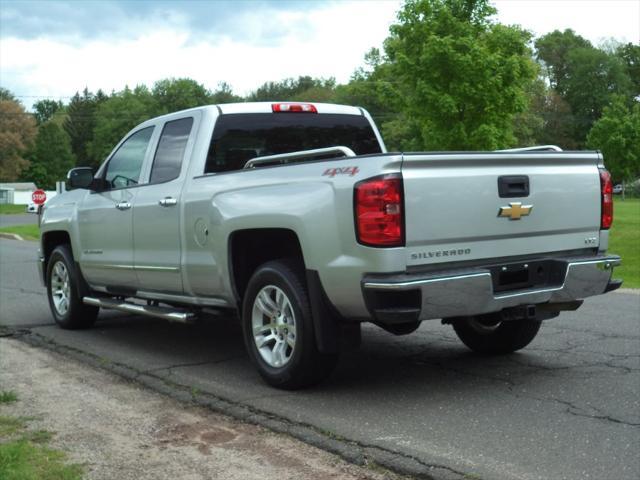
[32,189,47,205]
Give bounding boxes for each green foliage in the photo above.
[64,88,106,167]
[587,96,640,182]
[535,29,592,94]
[152,77,211,113]
[248,76,337,102]
[23,122,75,189]
[515,77,578,149]
[33,100,64,126]
[535,30,633,145]
[383,0,536,150]
[0,95,37,181]
[616,43,640,98]
[88,85,160,165]
[0,88,18,102]
[210,82,243,104]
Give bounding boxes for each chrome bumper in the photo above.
[363,255,621,322]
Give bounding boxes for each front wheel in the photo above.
[452,313,541,354]
[241,259,338,389]
[46,245,99,329]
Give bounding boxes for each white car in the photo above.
[26,203,39,213]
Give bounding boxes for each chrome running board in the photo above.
[83,297,195,323]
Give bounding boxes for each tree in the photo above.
[334,48,406,148]
[33,99,64,126]
[23,122,76,189]
[0,88,17,102]
[512,77,579,149]
[247,76,336,102]
[88,85,160,165]
[64,88,107,167]
[535,30,633,145]
[210,82,242,104]
[382,0,537,150]
[152,78,211,113]
[616,43,640,99]
[587,96,640,182]
[0,97,37,181]
[563,47,631,144]
[535,29,592,94]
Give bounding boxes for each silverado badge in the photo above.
[498,202,532,220]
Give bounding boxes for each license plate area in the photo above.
[489,259,566,293]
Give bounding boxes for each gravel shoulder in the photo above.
[0,338,402,480]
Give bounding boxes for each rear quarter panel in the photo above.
[181,154,405,316]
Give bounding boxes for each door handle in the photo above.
[115,201,131,210]
[158,197,178,207]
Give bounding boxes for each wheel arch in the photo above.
[228,228,304,304]
[42,230,72,273]
[42,230,91,297]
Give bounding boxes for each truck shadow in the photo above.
[86,313,564,399]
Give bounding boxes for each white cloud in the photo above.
[0,0,637,110]
[493,0,640,45]
[0,1,403,107]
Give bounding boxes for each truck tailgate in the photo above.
[401,152,602,267]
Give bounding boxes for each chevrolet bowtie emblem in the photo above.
[498,202,533,220]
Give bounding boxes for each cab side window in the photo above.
[104,127,154,189]
[150,117,194,184]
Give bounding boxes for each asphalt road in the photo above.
[0,213,37,227]
[1,238,638,480]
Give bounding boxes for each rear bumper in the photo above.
[362,255,621,323]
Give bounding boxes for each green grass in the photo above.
[0,439,83,480]
[610,198,640,288]
[0,405,82,480]
[0,224,40,241]
[0,204,27,215]
[0,416,28,437]
[0,392,18,405]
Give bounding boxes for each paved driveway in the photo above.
[1,238,638,480]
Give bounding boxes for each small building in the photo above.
[0,183,37,205]
[0,182,58,205]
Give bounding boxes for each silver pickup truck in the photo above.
[38,102,621,388]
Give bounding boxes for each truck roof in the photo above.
[217,102,363,116]
[146,102,365,123]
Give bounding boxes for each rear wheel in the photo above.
[241,259,338,389]
[452,313,541,354]
[46,245,98,329]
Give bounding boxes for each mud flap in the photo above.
[305,270,344,354]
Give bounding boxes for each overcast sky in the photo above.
[0,0,638,110]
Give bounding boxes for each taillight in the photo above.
[271,103,317,113]
[354,174,404,247]
[599,168,613,229]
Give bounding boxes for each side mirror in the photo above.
[67,167,95,190]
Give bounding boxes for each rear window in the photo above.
[204,113,381,173]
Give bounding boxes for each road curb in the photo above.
[3,326,475,480]
[0,232,24,241]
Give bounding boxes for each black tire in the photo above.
[452,313,541,354]
[241,259,338,389]
[46,244,99,329]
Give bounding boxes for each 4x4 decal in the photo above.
[322,166,359,177]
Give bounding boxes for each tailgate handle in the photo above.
[498,176,529,198]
